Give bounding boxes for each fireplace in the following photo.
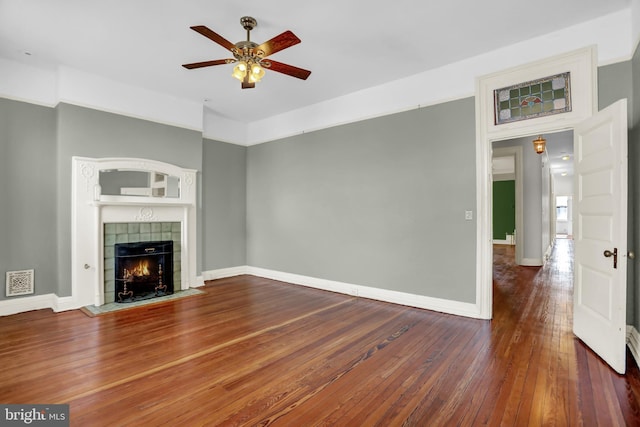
[72,157,198,308]
[114,241,173,303]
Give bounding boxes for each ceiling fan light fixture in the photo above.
[248,63,265,83]
[231,61,248,81]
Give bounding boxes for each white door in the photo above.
[573,99,628,374]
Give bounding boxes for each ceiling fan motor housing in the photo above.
[240,16,257,31]
[235,17,264,62]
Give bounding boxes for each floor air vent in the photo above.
[6,269,34,297]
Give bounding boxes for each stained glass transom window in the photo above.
[494,72,571,125]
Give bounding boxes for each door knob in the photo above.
[629,251,636,260]
[604,248,618,269]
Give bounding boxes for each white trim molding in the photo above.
[247,267,480,318]
[2,265,480,318]
[520,258,544,267]
[627,325,640,368]
[0,294,57,316]
[202,266,248,281]
[201,266,480,319]
[475,46,598,319]
[0,294,76,316]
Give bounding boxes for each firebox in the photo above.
[114,240,173,303]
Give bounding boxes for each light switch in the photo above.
[465,210,473,220]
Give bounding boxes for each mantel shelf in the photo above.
[90,198,194,208]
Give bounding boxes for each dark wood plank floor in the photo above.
[1,239,640,425]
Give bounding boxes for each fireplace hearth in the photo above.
[114,241,173,303]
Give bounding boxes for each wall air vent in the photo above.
[6,269,34,297]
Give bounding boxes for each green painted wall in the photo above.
[493,180,515,240]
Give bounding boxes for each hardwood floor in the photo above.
[1,239,640,425]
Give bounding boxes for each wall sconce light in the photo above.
[532,135,546,154]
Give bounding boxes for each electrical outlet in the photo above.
[465,210,473,220]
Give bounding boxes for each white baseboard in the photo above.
[0,275,208,316]
[627,325,640,368]
[202,265,481,318]
[52,296,78,312]
[520,258,543,266]
[244,266,481,319]
[3,265,481,319]
[202,266,249,281]
[493,239,515,245]
[0,293,69,316]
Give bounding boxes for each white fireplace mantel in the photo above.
[72,157,198,307]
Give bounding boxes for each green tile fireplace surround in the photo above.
[103,222,182,304]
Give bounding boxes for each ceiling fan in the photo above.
[182,16,311,89]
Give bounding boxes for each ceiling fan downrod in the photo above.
[240,16,257,42]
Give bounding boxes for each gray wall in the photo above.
[247,100,478,302]
[202,139,247,269]
[0,101,248,302]
[55,103,204,297]
[598,60,634,124]
[0,98,58,299]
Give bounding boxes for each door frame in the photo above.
[492,146,524,265]
[475,46,598,319]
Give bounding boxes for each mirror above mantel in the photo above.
[99,169,181,198]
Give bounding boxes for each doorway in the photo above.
[477,48,629,373]
[491,132,575,306]
[492,147,523,265]
[491,131,574,268]
[555,196,573,238]
[474,47,597,319]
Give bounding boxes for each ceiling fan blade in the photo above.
[265,60,311,80]
[255,30,301,57]
[190,26,236,51]
[182,59,232,69]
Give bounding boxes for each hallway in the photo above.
[492,239,640,425]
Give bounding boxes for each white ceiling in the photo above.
[0,0,631,124]
[545,130,574,180]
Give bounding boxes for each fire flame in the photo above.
[123,260,150,279]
